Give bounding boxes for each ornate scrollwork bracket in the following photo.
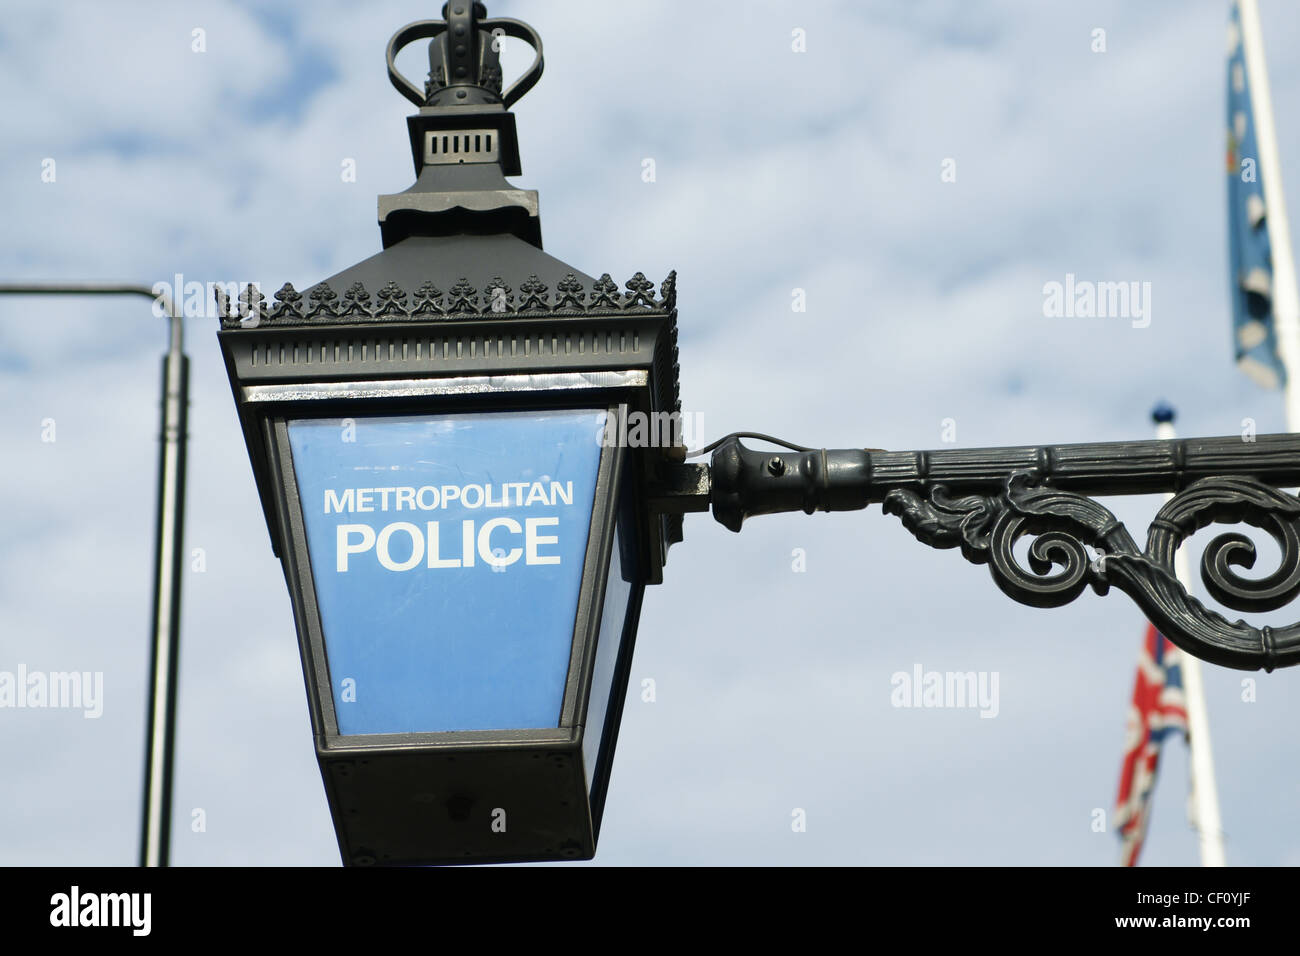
[653,433,1300,671]
[882,472,1300,671]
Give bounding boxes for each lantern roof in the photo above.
[315,235,594,315]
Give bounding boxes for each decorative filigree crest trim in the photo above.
[884,471,1300,672]
[217,271,677,329]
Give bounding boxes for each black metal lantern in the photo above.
[218,3,682,865]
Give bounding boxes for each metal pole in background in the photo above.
[0,283,187,867]
[1152,405,1226,867]
[143,307,187,867]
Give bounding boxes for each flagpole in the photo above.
[1239,0,1300,431]
[1154,405,1226,866]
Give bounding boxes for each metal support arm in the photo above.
[652,433,1300,672]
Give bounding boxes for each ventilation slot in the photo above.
[425,129,499,166]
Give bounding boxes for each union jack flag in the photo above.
[1114,624,1189,866]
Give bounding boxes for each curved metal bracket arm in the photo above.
[649,434,1300,672]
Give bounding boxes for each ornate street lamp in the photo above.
[219,3,679,865]
[222,2,1300,866]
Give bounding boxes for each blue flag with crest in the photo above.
[1226,0,1285,388]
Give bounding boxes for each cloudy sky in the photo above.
[3,0,1300,866]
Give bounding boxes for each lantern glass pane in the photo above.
[286,409,606,735]
[581,516,633,784]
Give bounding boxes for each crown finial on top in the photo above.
[386,3,544,111]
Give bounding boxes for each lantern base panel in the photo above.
[318,743,598,866]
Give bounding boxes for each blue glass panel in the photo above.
[581,495,638,792]
[286,409,606,735]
